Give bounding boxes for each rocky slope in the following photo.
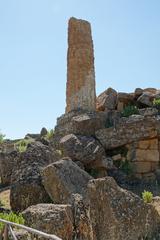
[0,87,160,239]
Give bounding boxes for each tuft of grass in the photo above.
[153,98,160,114]
[0,212,24,230]
[45,129,54,140]
[14,139,33,153]
[153,98,160,106]
[121,105,139,117]
[0,132,5,144]
[142,190,153,203]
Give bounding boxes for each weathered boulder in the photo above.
[10,142,58,212]
[134,88,143,98]
[117,92,134,104]
[41,158,92,204]
[23,204,74,240]
[59,134,105,166]
[0,150,18,186]
[96,115,159,149]
[87,177,160,240]
[137,92,154,107]
[96,87,117,111]
[40,127,48,137]
[117,92,135,111]
[139,107,158,116]
[53,110,107,147]
[11,183,50,213]
[25,133,40,140]
[143,88,158,94]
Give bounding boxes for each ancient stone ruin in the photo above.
[66,17,96,113]
[1,17,160,240]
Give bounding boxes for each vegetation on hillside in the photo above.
[0,132,5,144]
[142,190,153,203]
[14,139,33,153]
[121,105,139,117]
[0,212,24,230]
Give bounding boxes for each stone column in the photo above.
[66,17,96,113]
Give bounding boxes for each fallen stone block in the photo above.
[41,158,92,204]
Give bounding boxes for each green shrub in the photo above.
[121,105,139,117]
[45,129,54,140]
[120,160,133,175]
[142,190,153,203]
[0,132,5,144]
[14,139,33,153]
[105,119,113,128]
[0,212,24,230]
[153,98,160,106]
[153,98,160,113]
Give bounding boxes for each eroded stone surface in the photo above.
[42,158,92,204]
[10,142,57,212]
[87,177,160,240]
[23,204,74,240]
[66,17,96,112]
[59,134,105,165]
[96,116,159,150]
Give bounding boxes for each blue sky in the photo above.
[0,0,160,139]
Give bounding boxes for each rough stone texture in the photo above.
[0,150,18,186]
[117,92,135,111]
[66,17,96,113]
[87,177,160,240]
[42,158,92,204]
[40,127,48,137]
[14,229,32,240]
[59,134,105,166]
[143,88,158,94]
[126,138,160,178]
[137,92,154,107]
[10,142,58,212]
[53,110,107,147]
[71,194,93,240]
[139,107,158,116]
[23,204,74,240]
[136,149,159,162]
[96,115,159,149]
[134,88,143,98]
[96,87,117,111]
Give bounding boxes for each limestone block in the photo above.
[117,102,124,111]
[87,177,160,240]
[136,149,159,162]
[112,154,122,161]
[59,134,105,165]
[41,158,92,204]
[138,139,158,150]
[23,204,74,240]
[132,162,158,174]
[96,87,117,111]
[96,116,158,150]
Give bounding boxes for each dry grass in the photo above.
[0,189,10,209]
